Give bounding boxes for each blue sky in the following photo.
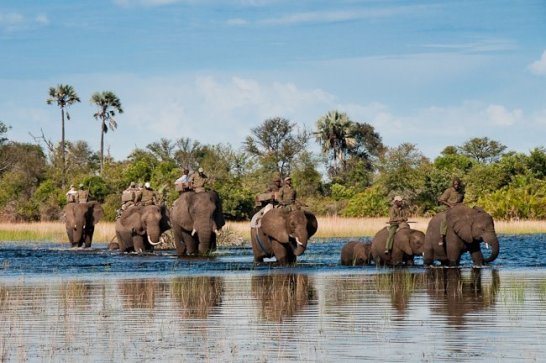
[1,0,545,160]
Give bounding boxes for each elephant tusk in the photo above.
[213,229,219,235]
[485,243,490,249]
[191,229,197,236]
[295,237,304,247]
[147,234,161,246]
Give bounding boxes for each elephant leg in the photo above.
[185,234,199,255]
[272,242,294,265]
[469,243,484,266]
[172,226,186,257]
[133,235,145,253]
[390,248,404,266]
[84,228,94,248]
[116,230,130,252]
[250,230,267,263]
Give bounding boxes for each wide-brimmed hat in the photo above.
[284,176,292,182]
[393,195,403,202]
[144,182,151,188]
[198,167,204,173]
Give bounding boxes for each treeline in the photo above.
[1,91,546,222]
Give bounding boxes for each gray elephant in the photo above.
[111,205,171,253]
[424,205,499,266]
[63,201,104,248]
[171,190,225,257]
[340,241,372,266]
[371,223,425,266]
[250,207,318,265]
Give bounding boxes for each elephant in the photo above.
[426,268,499,327]
[251,274,316,322]
[250,207,318,265]
[170,276,224,318]
[170,190,225,257]
[340,241,372,266]
[63,201,104,248]
[111,205,171,253]
[424,204,500,266]
[370,222,426,266]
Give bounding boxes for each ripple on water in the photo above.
[1,236,546,361]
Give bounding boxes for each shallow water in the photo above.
[1,235,546,361]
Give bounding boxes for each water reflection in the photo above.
[170,276,223,318]
[426,268,499,327]
[251,273,316,322]
[118,279,169,309]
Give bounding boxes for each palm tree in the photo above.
[46,84,80,187]
[315,110,354,174]
[90,91,123,173]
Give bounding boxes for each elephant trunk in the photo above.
[482,232,499,263]
[195,221,213,254]
[293,235,308,256]
[147,226,162,246]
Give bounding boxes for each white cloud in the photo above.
[0,11,49,32]
[486,104,522,126]
[528,51,546,76]
[225,5,434,27]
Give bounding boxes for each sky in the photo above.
[1,0,545,161]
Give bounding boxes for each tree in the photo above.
[244,117,308,177]
[458,137,507,164]
[46,84,80,187]
[315,110,383,179]
[0,121,9,146]
[90,91,123,174]
[315,110,353,175]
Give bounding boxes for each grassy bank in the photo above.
[1,217,545,245]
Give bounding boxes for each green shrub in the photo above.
[343,187,389,217]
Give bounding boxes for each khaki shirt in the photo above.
[77,190,89,203]
[388,205,409,224]
[191,173,208,191]
[439,187,464,206]
[278,185,296,205]
[140,188,157,206]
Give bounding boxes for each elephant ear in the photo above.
[305,211,318,238]
[209,191,226,229]
[122,207,145,234]
[447,205,474,243]
[90,202,104,224]
[159,205,171,233]
[261,209,290,243]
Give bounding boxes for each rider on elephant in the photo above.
[278,176,296,210]
[385,195,409,254]
[139,182,158,206]
[255,175,282,208]
[191,168,208,193]
[66,184,78,204]
[77,184,89,203]
[438,177,465,245]
[120,182,138,212]
[175,168,191,194]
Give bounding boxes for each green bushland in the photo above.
[2,114,546,224]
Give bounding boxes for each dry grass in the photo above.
[0,217,545,245]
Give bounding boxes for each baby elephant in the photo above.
[340,241,372,266]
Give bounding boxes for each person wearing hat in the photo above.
[175,168,191,194]
[437,177,465,245]
[77,183,89,203]
[385,195,409,254]
[139,182,158,206]
[191,167,208,193]
[278,176,297,209]
[120,181,139,212]
[66,184,78,204]
[254,174,283,209]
